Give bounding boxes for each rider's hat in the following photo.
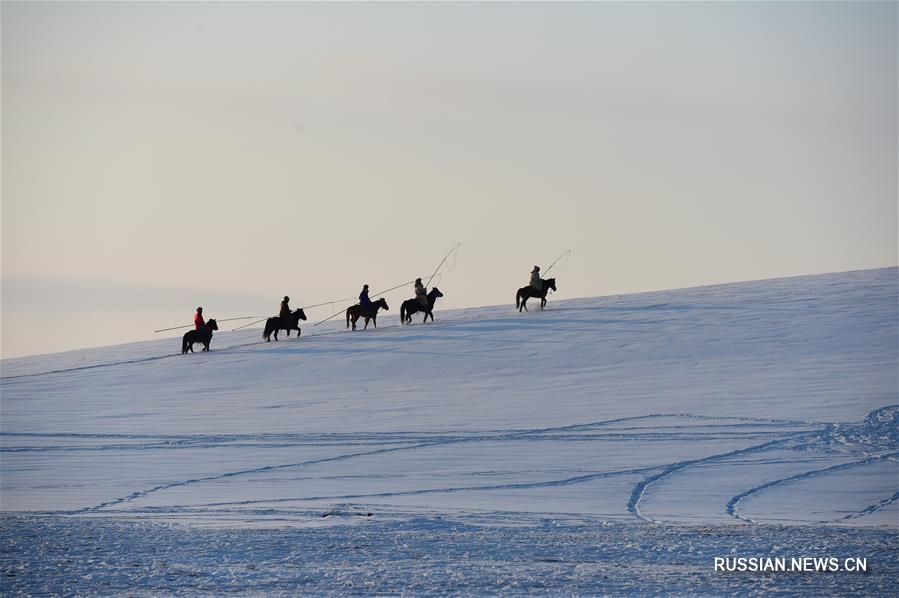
[532,266,540,273]
[415,278,422,283]
[197,306,203,312]
[284,296,289,301]
[363,284,369,289]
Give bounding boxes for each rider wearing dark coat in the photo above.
[414,278,427,307]
[359,284,372,315]
[279,296,291,319]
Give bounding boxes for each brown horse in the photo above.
[346,298,389,330]
[182,319,218,353]
[516,278,556,312]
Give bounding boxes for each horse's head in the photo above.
[429,287,444,298]
[294,308,307,321]
[545,278,556,292]
[207,319,219,330]
[377,298,390,311]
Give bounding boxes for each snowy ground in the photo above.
[1,268,897,594]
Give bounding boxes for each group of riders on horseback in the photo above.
[183,267,557,352]
[348,278,444,330]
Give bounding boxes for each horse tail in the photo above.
[181,333,189,354]
[346,308,351,328]
[262,318,272,340]
[400,302,406,324]
[515,289,521,309]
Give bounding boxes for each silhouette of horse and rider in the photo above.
[182,319,218,353]
[347,297,389,330]
[262,295,308,341]
[263,309,307,341]
[401,287,443,324]
[516,265,557,312]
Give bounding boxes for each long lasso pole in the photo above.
[154,316,263,333]
[542,249,571,276]
[231,317,268,332]
[425,242,461,288]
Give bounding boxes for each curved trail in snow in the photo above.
[726,451,899,523]
[66,412,843,524]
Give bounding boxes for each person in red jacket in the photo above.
[194,307,205,330]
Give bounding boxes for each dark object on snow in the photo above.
[182,319,218,353]
[263,308,308,342]
[516,278,556,312]
[401,287,444,324]
[346,298,389,330]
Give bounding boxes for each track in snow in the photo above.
[4,409,895,527]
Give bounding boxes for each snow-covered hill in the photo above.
[2,268,897,594]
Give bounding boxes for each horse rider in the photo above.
[530,266,543,292]
[279,296,291,320]
[194,307,205,330]
[359,284,373,316]
[414,278,428,307]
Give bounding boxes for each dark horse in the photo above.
[401,287,444,324]
[346,298,389,330]
[263,308,308,342]
[182,319,218,354]
[516,278,556,312]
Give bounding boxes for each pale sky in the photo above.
[2,1,897,359]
